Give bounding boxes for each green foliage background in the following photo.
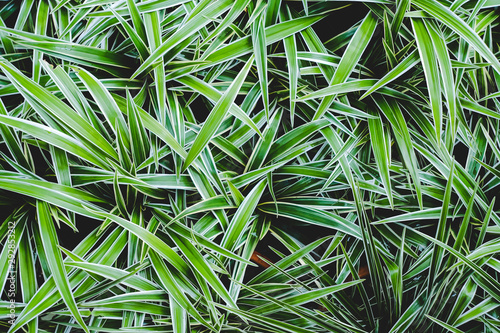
[1,0,500,332]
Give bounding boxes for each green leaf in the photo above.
[0,58,118,161]
[367,110,393,208]
[246,108,282,171]
[215,304,315,333]
[221,179,267,250]
[360,50,419,99]
[258,202,361,239]
[414,229,500,303]
[280,6,299,125]
[313,12,378,120]
[0,27,131,70]
[426,315,465,333]
[252,13,269,120]
[87,209,191,276]
[373,96,423,208]
[182,55,254,171]
[453,297,499,326]
[412,0,500,75]
[428,162,454,292]
[76,68,130,149]
[412,18,443,143]
[0,115,109,168]
[131,0,234,78]
[37,201,90,333]
[175,75,262,136]
[169,231,237,308]
[172,13,326,79]
[149,250,213,329]
[425,21,457,150]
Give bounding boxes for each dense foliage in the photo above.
[1,0,500,332]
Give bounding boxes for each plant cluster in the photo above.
[1,0,500,332]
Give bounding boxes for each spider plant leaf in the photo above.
[170,296,187,333]
[2,1,500,331]
[13,0,34,30]
[447,278,477,325]
[412,0,500,75]
[392,0,410,37]
[162,196,235,225]
[169,231,237,308]
[0,16,15,54]
[266,118,329,164]
[76,67,130,149]
[18,229,38,332]
[32,0,49,83]
[252,13,269,120]
[453,297,500,326]
[215,303,315,333]
[0,58,118,161]
[450,183,477,260]
[241,277,360,332]
[250,279,363,315]
[164,221,255,266]
[0,219,25,293]
[131,0,233,78]
[126,0,147,43]
[313,12,378,120]
[81,291,168,306]
[88,209,191,276]
[340,243,375,325]
[113,171,129,218]
[182,55,254,171]
[202,0,252,45]
[50,146,71,186]
[367,110,393,208]
[279,7,298,125]
[459,98,500,119]
[388,291,425,333]
[51,0,75,13]
[426,315,465,333]
[7,229,127,333]
[246,108,282,172]
[221,178,267,251]
[230,161,287,188]
[58,7,92,39]
[425,21,458,150]
[110,7,149,60]
[133,104,187,158]
[81,302,168,315]
[0,27,131,70]
[37,201,90,333]
[149,250,214,330]
[187,167,230,229]
[428,162,454,292]
[360,50,419,99]
[0,115,109,169]
[412,18,443,143]
[40,61,94,122]
[373,96,422,208]
[258,202,361,239]
[198,14,326,68]
[63,261,158,291]
[175,75,262,136]
[0,100,29,168]
[265,0,282,26]
[299,79,377,100]
[414,230,500,303]
[0,172,104,215]
[126,91,149,166]
[462,237,500,263]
